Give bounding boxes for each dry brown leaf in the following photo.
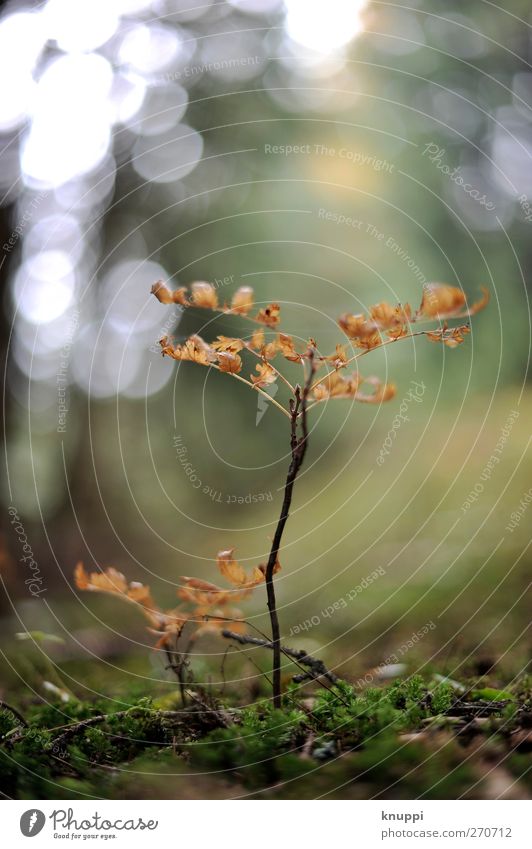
[160,334,215,365]
[465,286,490,316]
[255,303,281,326]
[313,371,361,401]
[338,313,382,349]
[177,576,249,608]
[355,377,396,403]
[211,336,245,353]
[278,333,301,362]
[216,351,242,374]
[75,562,127,595]
[251,362,277,387]
[216,548,280,589]
[74,562,160,625]
[260,339,280,360]
[217,549,248,586]
[248,328,265,350]
[417,284,466,319]
[151,281,188,305]
[370,302,411,330]
[230,286,254,315]
[191,281,219,309]
[323,344,348,370]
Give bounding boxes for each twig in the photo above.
[221,630,338,685]
[164,623,196,707]
[206,614,346,705]
[213,366,291,418]
[264,347,316,707]
[184,690,233,728]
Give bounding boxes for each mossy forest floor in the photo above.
[1,671,531,800]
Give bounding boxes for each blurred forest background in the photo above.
[0,0,530,704]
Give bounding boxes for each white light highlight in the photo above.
[43,0,119,53]
[14,250,75,324]
[118,23,182,75]
[21,53,113,187]
[0,12,46,131]
[284,0,368,54]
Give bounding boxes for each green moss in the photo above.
[1,674,530,799]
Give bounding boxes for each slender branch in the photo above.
[212,366,291,418]
[221,630,338,684]
[264,347,316,708]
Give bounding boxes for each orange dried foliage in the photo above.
[191,281,219,309]
[230,286,254,315]
[251,362,277,387]
[255,303,281,326]
[153,281,488,409]
[74,548,275,650]
[151,281,188,305]
[217,351,242,374]
[425,323,471,348]
[159,335,214,365]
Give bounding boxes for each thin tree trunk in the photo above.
[264,350,315,708]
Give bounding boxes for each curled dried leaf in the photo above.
[278,333,302,362]
[338,313,382,349]
[338,312,366,338]
[216,548,280,589]
[251,362,277,387]
[216,351,242,374]
[355,377,396,404]
[159,335,176,357]
[255,303,281,326]
[370,301,410,328]
[217,549,249,587]
[160,334,215,365]
[323,344,348,370]
[417,284,466,319]
[191,281,219,309]
[261,339,281,360]
[180,577,221,593]
[177,576,250,607]
[151,281,188,305]
[313,371,361,401]
[211,336,245,353]
[466,286,490,316]
[75,561,128,595]
[152,615,189,649]
[248,328,265,350]
[230,286,254,315]
[74,562,159,626]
